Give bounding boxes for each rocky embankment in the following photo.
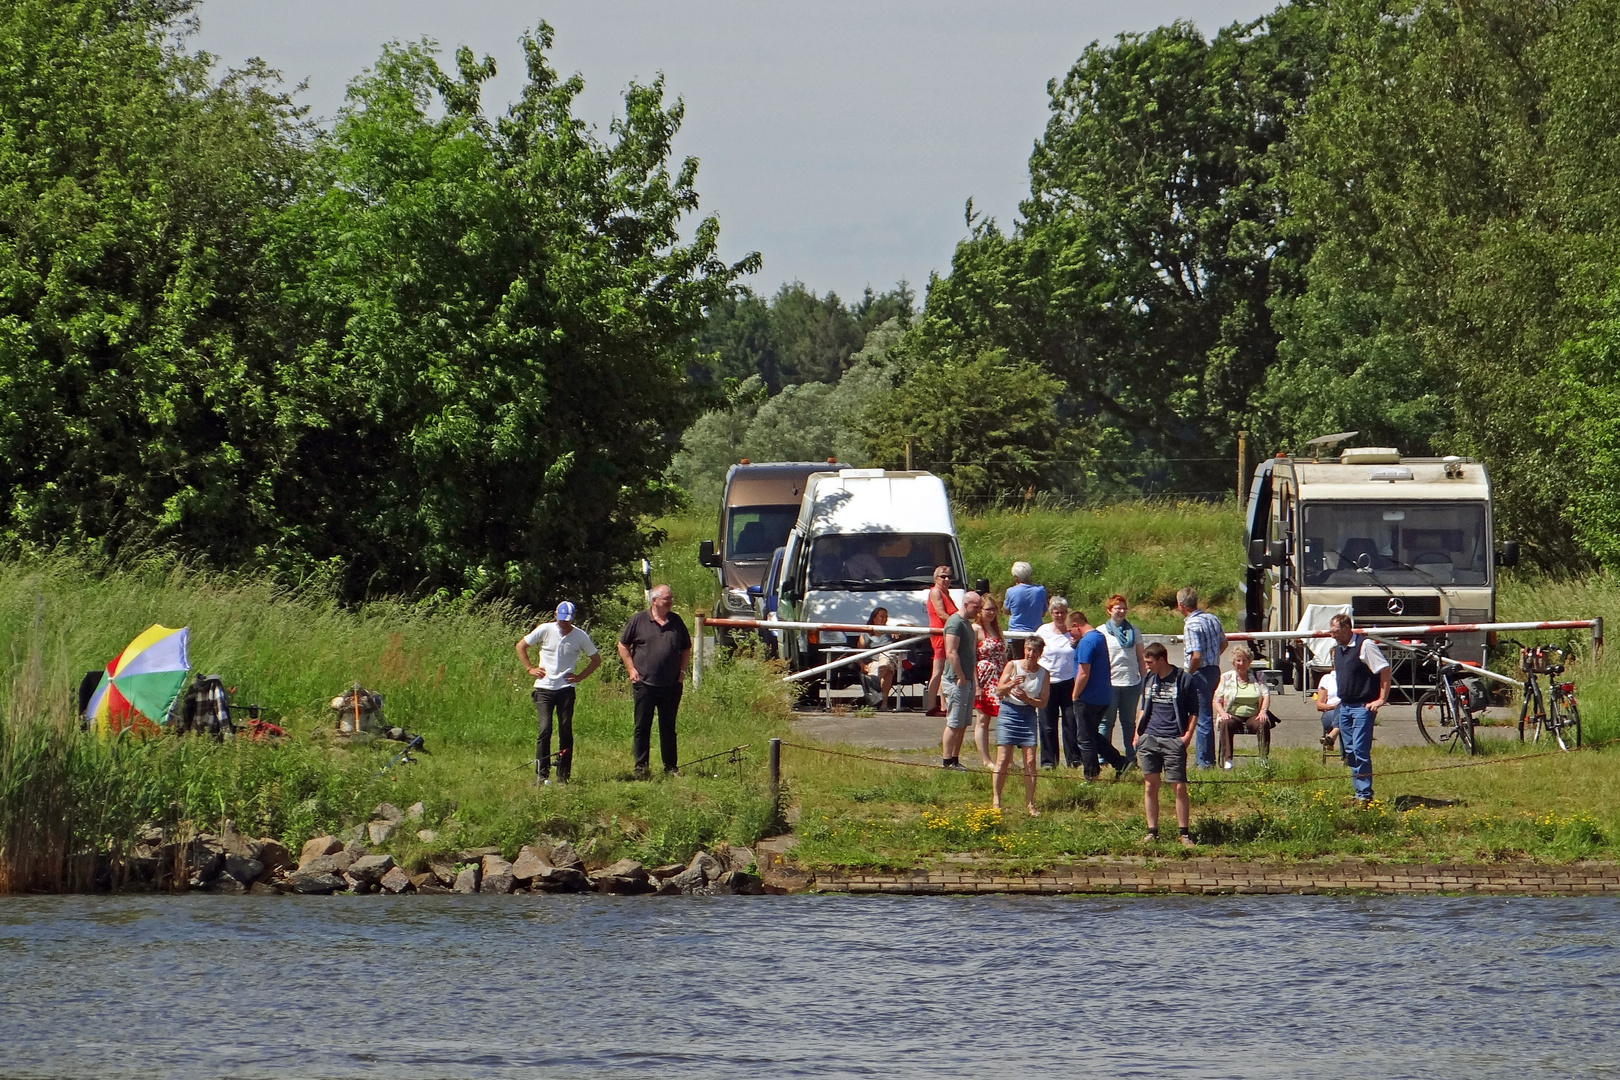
[130,803,767,897]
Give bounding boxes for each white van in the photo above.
[774,469,966,677]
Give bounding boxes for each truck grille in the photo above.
[1351,595,1441,619]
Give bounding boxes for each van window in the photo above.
[806,534,960,590]
[727,505,800,561]
[1301,502,1488,586]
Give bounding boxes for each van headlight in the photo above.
[726,588,753,612]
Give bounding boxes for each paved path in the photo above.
[789,687,1524,758]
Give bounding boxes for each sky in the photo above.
[193,1,1274,303]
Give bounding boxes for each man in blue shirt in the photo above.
[1003,561,1047,634]
[1135,642,1200,846]
[1177,587,1226,769]
[1070,611,1130,780]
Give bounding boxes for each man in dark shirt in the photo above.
[617,584,693,778]
[1135,642,1199,847]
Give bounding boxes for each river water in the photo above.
[1,893,1616,1078]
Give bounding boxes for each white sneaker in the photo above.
[1222,760,1234,771]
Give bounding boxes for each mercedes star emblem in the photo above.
[1386,597,1405,615]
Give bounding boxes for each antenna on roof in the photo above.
[1304,431,1359,463]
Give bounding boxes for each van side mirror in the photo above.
[747,585,763,598]
[1496,540,1520,569]
[1248,539,1285,567]
[698,540,721,568]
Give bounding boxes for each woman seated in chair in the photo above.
[859,607,902,709]
[1215,647,1274,770]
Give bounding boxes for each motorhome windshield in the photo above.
[1301,502,1489,587]
[727,505,800,561]
[807,533,959,590]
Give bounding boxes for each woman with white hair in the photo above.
[1003,560,1047,634]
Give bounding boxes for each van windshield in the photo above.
[727,505,800,561]
[1301,502,1489,586]
[807,534,960,590]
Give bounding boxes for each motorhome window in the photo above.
[727,506,800,561]
[807,534,960,590]
[1301,503,1488,586]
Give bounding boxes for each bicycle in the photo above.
[1504,640,1582,751]
[1410,642,1486,755]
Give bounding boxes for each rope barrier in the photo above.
[778,734,1612,789]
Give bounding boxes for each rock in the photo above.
[367,821,395,845]
[300,835,343,865]
[649,863,686,879]
[220,820,256,859]
[343,839,366,860]
[297,851,355,876]
[289,870,346,895]
[663,865,705,894]
[510,846,552,882]
[380,866,413,894]
[209,871,249,894]
[455,846,501,863]
[186,837,225,887]
[427,856,457,886]
[415,830,438,843]
[137,823,165,846]
[590,858,651,895]
[715,870,764,895]
[548,841,584,870]
[689,850,723,882]
[223,854,264,885]
[340,824,365,844]
[480,855,515,893]
[530,865,590,893]
[416,883,452,895]
[409,872,437,890]
[406,802,425,822]
[371,802,404,825]
[347,854,395,884]
[721,846,756,874]
[256,840,290,876]
[453,866,481,894]
[249,881,281,895]
[342,872,375,893]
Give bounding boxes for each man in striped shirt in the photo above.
[1177,587,1226,769]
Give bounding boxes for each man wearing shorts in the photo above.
[1135,641,1200,846]
[940,591,982,771]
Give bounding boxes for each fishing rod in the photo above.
[677,744,750,775]
[373,733,425,777]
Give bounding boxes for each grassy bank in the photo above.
[3,503,1618,891]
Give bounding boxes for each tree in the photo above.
[0,0,308,564]
[905,8,1327,493]
[272,29,754,606]
[858,349,1082,504]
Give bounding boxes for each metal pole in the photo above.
[768,737,782,826]
[781,638,915,683]
[1594,617,1604,660]
[1237,430,1249,507]
[905,436,914,472]
[693,613,704,688]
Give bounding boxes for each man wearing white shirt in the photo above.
[516,601,601,784]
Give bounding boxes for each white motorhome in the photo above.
[775,469,966,678]
[1243,446,1517,694]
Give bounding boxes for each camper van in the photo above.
[1243,445,1517,692]
[698,461,844,631]
[774,469,966,677]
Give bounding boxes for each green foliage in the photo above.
[859,348,1081,503]
[892,9,1326,495]
[695,281,914,392]
[0,7,747,611]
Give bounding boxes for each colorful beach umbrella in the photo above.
[86,625,190,737]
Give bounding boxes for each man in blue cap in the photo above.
[516,601,601,784]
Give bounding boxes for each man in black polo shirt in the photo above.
[617,584,693,778]
[1135,641,1200,847]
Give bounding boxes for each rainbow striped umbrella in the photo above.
[87,625,190,737]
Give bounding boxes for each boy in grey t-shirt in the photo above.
[1135,642,1198,846]
[940,592,982,770]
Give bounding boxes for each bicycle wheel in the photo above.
[1549,692,1581,752]
[1414,688,1450,747]
[1451,684,1477,756]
